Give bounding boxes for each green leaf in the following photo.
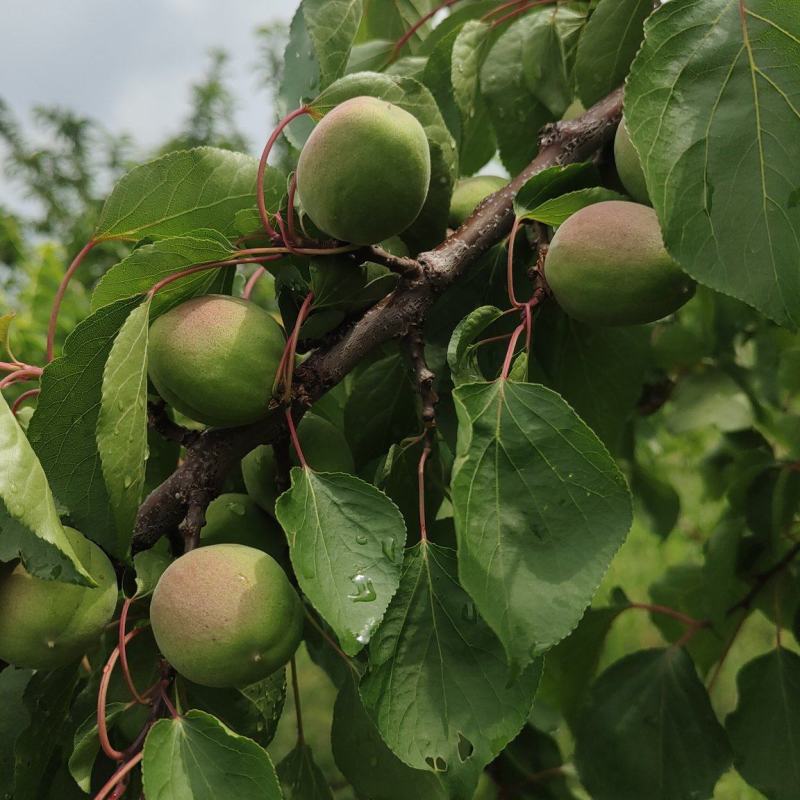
[625,0,800,328]
[91,233,235,316]
[726,648,800,800]
[184,669,286,749]
[68,703,127,792]
[0,667,33,797]
[451,20,491,123]
[141,710,282,800]
[13,667,82,800]
[332,676,447,800]
[519,187,627,226]
[361,543,542,789]
[311,72,457,249]
[480,15,553,174]
[666,370,754,434]
[574,648,731,800]
[277,743,334,799]
[94,148,271,242]
[344,353,418,465]
[513,163,598,217]
[356,0,437,53]
[533,305,650,452]
[275,469,406,655]
[447,305,504,388]
[28,298,140,558]
[574,0,653,106]
[0,312,15,359]
[132,541,172,598]
[280,0,364,148]
[0,393,92,585]
[309,257,397,316]
[96,298,150,554]
[451,381,632,672]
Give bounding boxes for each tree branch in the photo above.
[131,87,624,553]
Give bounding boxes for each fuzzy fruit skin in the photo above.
[614,120,650,204]
[147,295,285,428]
[200,493,288,565]
[296,96,431,244]
[150,544,302,688]
[0,528,118,669]
[545,201,695,326]
[448,175,508,227]
[242,413,354,515]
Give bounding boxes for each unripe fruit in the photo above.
[544,201,695,326]
[149,544,303,688]
[242,413,354,515]
[296,96,431,244]
[448,176,508,227]
[148,295,285,428]
[0,528,117,669]
[201,493,287,565]
[614,119,650,204]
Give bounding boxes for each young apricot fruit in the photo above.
[147,294,285,428]
[544,201,695,326]
[149,544,303,688]
[242,413,354,515]
[448,175,508,228]
[296,96,431,244]
[0,527,118,670]
[614,119,650,205]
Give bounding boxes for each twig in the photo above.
[359,245,421,278]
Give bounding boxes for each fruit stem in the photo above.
[390,0,462,62]
[118,597,150,705]
[93,751,143,800]
[289,655,305,745]
[98,627,145,762]
[285,408,308,470]
[417,437,432,542]
[257,106,310,241]
[47,239,97,362]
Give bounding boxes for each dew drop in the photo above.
[355,533,369,545]
[381,537,397,561]
[348,574,376,603]
[461,601,478,623]
[117,400,125,411]
[227,501,247,517]
[123,475,134,489]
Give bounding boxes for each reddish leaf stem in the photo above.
[500,323,526,380]
[47,239,97,362]
[490,0,556,28]
[98,627,145,761]
[506,216,523,308]
[287,173,300,245]
[242,266,267,300]
[93,751,143,800]
[144,257,272,300]
[285,408,308,470]
[391,0,462,62]
[0,367,43,390]
[11,388,40,415]
[118,597,150,705]
[417,438,432,542]
[627,602,705,628]
[257,106,310,240]
[276,290,315,402]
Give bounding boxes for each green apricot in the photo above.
[242,413,354,515]
[149,544,303,688]
[296,96,431,244]
[614,119,650,204]
[148,294,285,428]
[448,175,508,228]
[544,201,695,326]
[0,528,118,669]
[200,493,287,564]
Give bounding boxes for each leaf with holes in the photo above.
[360,542,542,788]
[275,469,406,655]
[451,380,632,673]
[575,648,731,800]
[141,710,282,800]
[626,0,800,328]
[96,298,150,553]
[726,648,800,800]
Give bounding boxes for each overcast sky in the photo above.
[0,0,292,211]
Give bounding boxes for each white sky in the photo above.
[0,0,293,211]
